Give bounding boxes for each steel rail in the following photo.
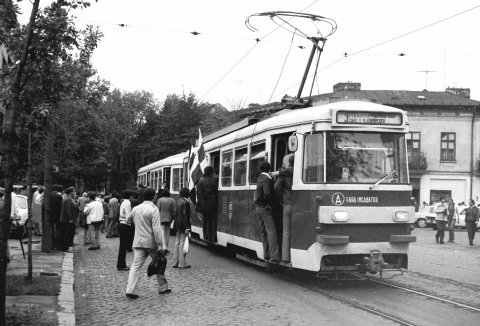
[356,274,480,313]
[290,277,417,326]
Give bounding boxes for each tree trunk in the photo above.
[26,131,33,280]
[41,118,53,252]
[0,1,40,324]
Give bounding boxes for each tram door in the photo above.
[146,171,151,187]
[163,167,171,191]
[271,133,291,171]
[271,132,294,250]
[210,151,220,176]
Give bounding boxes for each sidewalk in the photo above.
[6,235,75,326]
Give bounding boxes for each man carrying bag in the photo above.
[125,188,171,299]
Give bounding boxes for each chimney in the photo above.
[333,82,361,92]
[446,87,470,99]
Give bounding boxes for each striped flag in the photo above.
[188,129,208,190]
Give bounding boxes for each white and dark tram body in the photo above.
[139,100,416,273]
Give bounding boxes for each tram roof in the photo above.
[138,152,185,174]
[203,100,405,150]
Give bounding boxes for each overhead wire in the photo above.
[199,0,319,104]
[266,29,297,106]
[271,3,480,101]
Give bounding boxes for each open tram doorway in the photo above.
[271,133,292,172]
[163,167,171,191]
[270,132,296,260]
[210,151,220,177]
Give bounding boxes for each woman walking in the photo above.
[172,187,192,269]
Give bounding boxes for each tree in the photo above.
[1,1,99,323]
[0,1,40,324]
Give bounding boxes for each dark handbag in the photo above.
[147,250,167,277]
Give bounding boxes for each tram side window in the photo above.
[249,142,266,184]
[303,133,324,183]
[234,147,248,186]
[172,168,181,191]
[221,151,233,187]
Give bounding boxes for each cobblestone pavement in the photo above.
[73,230,398,326]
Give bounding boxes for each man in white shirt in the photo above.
[84,192,104,250]
[117,190,133,270]
[125,188,170,299]
[433,197,448,244]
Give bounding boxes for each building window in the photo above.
[440,132,455,161]
[430,190,451,204]
[234,147,248,186]
[406,132,421,169]
[221,151,233,187]
[249,142,266,184]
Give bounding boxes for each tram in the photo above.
[137,152,186,197]
[137,12,415,274]
[137,100,416,273]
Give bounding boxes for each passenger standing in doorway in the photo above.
[125,188,170,299]
[460,199,479,246]
[433,197,448,244]
[196,166,218,243]
[274,154,294,263]
[447,198,457,243]
[255,161,280,263]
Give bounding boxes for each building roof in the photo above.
[312,90,480,107]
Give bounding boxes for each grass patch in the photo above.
[6,305,42,326]
[6,274,60,296]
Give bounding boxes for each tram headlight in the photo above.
[393,211,410,222]
[332,211,349,222]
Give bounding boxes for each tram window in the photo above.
[183,162,188,187]
[303,133,324,183]
[151,171,156,191]
[172,168,181,191]
[221,151,233,187]
[158,170,163,189]
[250,142,266,184]
[326,132,408,184]
[234,147,248,186]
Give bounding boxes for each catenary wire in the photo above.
[271,3,480,102]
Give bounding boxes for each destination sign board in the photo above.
[336,111,403,125]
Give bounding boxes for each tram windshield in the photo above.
[302,132,408,184]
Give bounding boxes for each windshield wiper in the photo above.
[369,169,398,190]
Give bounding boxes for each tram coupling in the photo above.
[361,249,389,274]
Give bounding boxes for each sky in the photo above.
[18,0,480,109]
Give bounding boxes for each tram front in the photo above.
[291,104,416,274]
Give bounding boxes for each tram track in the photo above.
[291,276,417,326]
[349,273,480,313]
[276,269,480,326]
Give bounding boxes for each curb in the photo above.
[57,250,75,326]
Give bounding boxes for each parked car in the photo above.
[414,205,436,228]
[10,193,29,239]
[456,205,480,230]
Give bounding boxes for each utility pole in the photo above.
[417,70,436,90]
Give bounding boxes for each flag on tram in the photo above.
[188,129,207,189]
